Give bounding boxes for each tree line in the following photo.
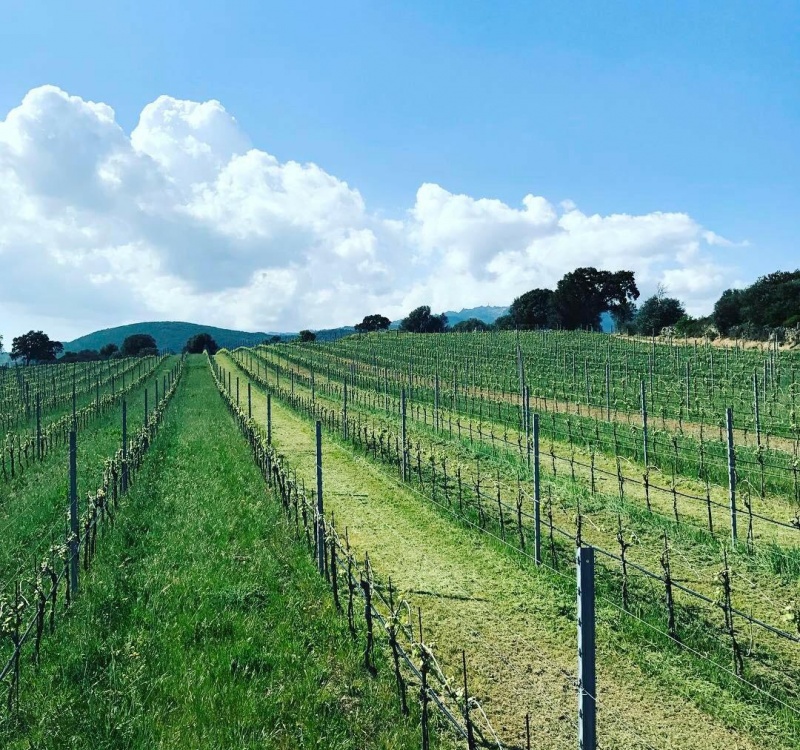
[352,266,800,340]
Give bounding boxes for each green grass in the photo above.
[0,356,179,587]
[0,355,423,750]
[219,349,800,749]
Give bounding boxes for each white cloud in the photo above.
[0,85,740,341]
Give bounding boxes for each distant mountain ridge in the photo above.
[64,322,279,353]
[63,320,356,353]
[441,306,509,325]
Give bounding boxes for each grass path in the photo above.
[0,355,422,749]
[217,351,788,750]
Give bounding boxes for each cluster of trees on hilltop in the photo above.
[350,267,643,335]
[350,266,800,342]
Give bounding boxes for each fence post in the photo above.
[401,388,408,481]
[434,369,440,433]
[315,420,325,574]
[122,400,128,493]
[343,381,349,440]
[533,413,542,566]
[144,387,148,425]
[726,407,737,544]
[236,376,240,408]
[640,379,648,469]
[267,394,272,445]
[248,381,252,419]
[577,546,596,750]
[36,393,42,460]
[69,430,79,595]
[753,372,761,448]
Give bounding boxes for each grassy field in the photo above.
[1,333,797,750]
[216,347,798,749]
[0,355,179,587]
[0,356,425,749]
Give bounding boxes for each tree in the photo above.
[611,300,637,334]
[740,271,800,328]
[10,331,63,365]
[550,267,639,330]
[60,349,101,363]
[184,332,219,354]
[0,334,3,353]
[298,330,316,342]
[452,318,490,332]
[634,294,685,335]
[508,288,554,329]
[493,314,516,331]
[121,334,158,357]
[99,343,119,358]
[355,314,391,333]
[400,306,448,333]
[712,289,743,335]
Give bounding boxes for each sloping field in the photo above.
[1,334,797,750]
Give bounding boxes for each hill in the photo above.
[63,321,281,353]
[441,305,509,325]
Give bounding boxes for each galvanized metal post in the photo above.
[685,360,691,412]
[525,385,531,469]
[343,380,348,439]
[577,546,596,750]
[640,379,648,469]
[122,400,128,493]
[267,394,272,445]
[533,413,541,566]
[753,372,761,448]
[434,369,440,432]
[726,407,737,544]
[316,420,325,574]
[69,430,79,595]
[401,388,408,481]
[36,393,41,460]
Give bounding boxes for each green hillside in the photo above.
[64,321,279,353]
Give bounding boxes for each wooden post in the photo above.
[248,382,252,419]
[726,407,737,544]
[577,546,596,750]
[69,430,79,595]
[315,421,325,574]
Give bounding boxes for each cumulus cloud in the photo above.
[0,85,739,340]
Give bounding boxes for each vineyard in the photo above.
[0,332,797,749]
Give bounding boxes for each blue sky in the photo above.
[0,1,797,338]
